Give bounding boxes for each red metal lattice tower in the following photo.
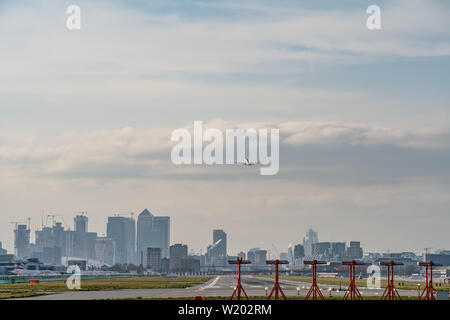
[380,260,403,300]
[304,260,327,300]
[228,258,251,300]
[419,261,443,300]
[342,260,366,300]
[266,260,289,300]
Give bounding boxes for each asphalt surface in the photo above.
[12,275,419,300]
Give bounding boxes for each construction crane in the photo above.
[10,221,27,229]
[45,214,67,227]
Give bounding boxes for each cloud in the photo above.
[1,120,449,184]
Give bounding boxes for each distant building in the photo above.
[181,258,201,273]
[280,252,288,260]
[424,253,450,266]
[331,242,346,259]
[169,244,188,272]
[312,242,331,256]
[34,223,67,264]
[213,230,227,257]
[136,209,170,265]
[137,209,156,266]
[14,224,30,259]
[95,237,116,265]
[206,229,227,266]
[293,244,304,259]
[345,241,363,260]
[247,248,259,264]
[153,216,170,259]
[254,250,267,265]
[107,216,136,264]
[147,247,161,270]
[0,242,7,255]
[302,228,318,257]
[74,215,88,233]
[237,252,246,260]
[160,258,170,273]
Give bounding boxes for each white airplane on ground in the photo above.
[11,263,60,276]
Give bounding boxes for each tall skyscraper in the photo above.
[137,209,155,266]
[153,216,170,259]
[14,224,30,259]
[206,229,227,266]
[72,215,97,261]
[136,209,170,264]
[74,215,88,233]
[213,229,227,257]
[107,216,136,264]
[302,228,318,257]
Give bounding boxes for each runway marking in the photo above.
[198,276,220,291]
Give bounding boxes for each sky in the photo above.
[0,0,449,255]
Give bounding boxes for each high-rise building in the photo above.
[302,228,318,257]
[254,250,267,265]
[33,222,70,264]
[147,247,161,270]
[345,241,363,260]
[153,216,170,259]
[95,237,116,265]
[331,242,346,259]
[312,242,331,256]
[247,248,259,264]
[107,216,135,264]
[0,241,7,255]
[206,229,227,266]
[74,215,88,233]
[137,209,155,266]
[136,209,170,264]
[72,216,97,261]
[293,244,305,259]
[14,224,30,259]
[213,229,227,257]
[169,244,188,272]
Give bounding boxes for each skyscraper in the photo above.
[107,216,135,264]
[213,229,227,257]
[206,229,227,266]
[14,224,30,259]
[74,215,88,233]
[302,228,318,257]
[137,209,155,266]
[136,209,170,264]
[153,216,170,259]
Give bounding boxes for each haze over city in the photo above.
[1,0,450,255]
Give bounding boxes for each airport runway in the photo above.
[12,275,419,300]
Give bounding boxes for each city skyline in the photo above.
[3,211,448,257]
[1,0,449,256]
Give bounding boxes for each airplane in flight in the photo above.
[243,158,259,166]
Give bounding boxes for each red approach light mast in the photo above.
[342,260,367,300]
[228,258,251,300]
[419,261,443,300]
[266,260,289,300]
[304,260,327,300]
[380,260,403,300]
